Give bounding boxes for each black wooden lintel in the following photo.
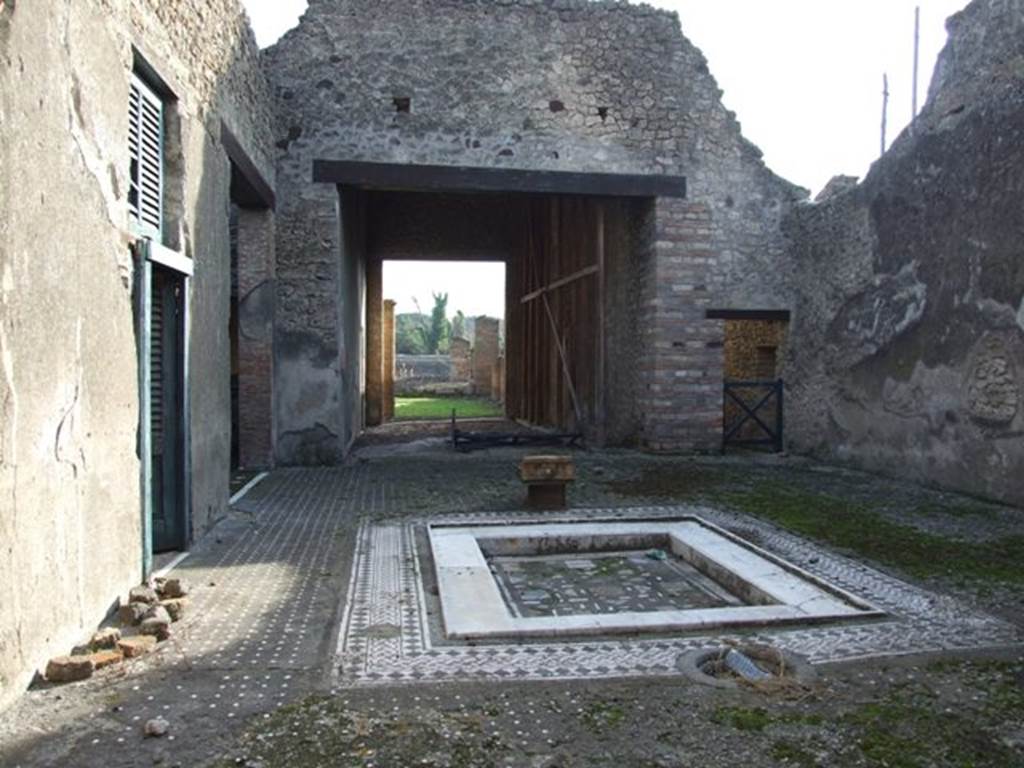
[312,159,686,199]
[706,308,792,322]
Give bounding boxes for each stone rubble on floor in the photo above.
[117,635,158,658]
[44,655,96,683]
[43,578,192,685]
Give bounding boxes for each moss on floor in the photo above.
[715,482,1024,584]
[601,463,1024,587]
[212,661,1024,768]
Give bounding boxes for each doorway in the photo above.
[383,260,506,424]
[149,265,187,552]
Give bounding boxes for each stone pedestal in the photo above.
[519,455,575,510]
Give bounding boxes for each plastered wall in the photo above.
[783,0,1024,505]
[0,0,273,710]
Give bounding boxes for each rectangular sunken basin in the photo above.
[428,517,883,639]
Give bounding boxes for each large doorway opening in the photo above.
[354,188,652,445]
[226,140,276,478]
[383,260,506,424]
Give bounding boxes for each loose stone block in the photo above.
[89,627,121,650]
[129,585,158,605]
[117,636,158,658]
[140,606,172,640]
[156,577,191,599]
[160,598,188,622]
[45,655,95,683]
[118,602,148,626]
[89,650,123,670]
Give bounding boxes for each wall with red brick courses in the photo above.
[636,200,725,452]
[236,208,276,469]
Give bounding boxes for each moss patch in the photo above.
[714,482,1024,584]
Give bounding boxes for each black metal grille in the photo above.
[723,379,784,453]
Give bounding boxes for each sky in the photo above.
[383,261,506,318]
[243,0,969,317]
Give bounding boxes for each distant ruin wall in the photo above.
[450,338,472,382]
[783,0,1024,506]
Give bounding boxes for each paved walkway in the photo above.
[1,447,1021,767]
[2,467,368,767]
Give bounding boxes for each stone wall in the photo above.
[603,198,652,445]
[473,317,502,399]
[783,0,1024,505]
[395,355,455,396]
[264,0,805,458]
[0,0,273,710]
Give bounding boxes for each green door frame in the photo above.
[136,239,193,579]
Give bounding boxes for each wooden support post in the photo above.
[595,202,607,446]
[382,299,396,422]
[365,257,384,427]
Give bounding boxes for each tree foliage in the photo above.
[418,292,451,354]
[395,313,429,354]
[399,293,454,355]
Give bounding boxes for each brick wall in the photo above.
[637,200,724,452]
[236,208,276,468]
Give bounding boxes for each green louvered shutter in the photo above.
[128,74,164,239]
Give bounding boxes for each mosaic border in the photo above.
[334,506,1022,685]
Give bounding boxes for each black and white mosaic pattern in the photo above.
[489,551,743,617]
[335,507,1023,685]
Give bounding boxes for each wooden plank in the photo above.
[313,159,686,199]
[519,264,599,304]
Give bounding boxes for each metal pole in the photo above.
[912,6,921,120]
[881,73,890,155]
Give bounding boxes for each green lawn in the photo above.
[394,396,503,421]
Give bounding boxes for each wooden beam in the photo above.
[706,309,792,322]
[222,122,276,211]
[313,159,686,199]
[519,264,599,304]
